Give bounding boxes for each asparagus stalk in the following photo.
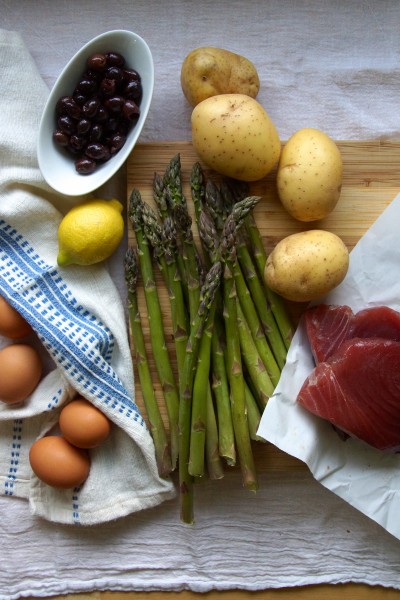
[163,153,186,207]
[153,171,170,221]
[245,211,294,350]
[236,229,287,370]
[224,177,294,350]
[188,298,217,478]
[140,202,189,377]
[124,247,172,477]
[219,198,281,388]
[211,322,236,465]
[205,386,224,480]
[197,208,236,466]
[244,382,265,443]
[128,189,180,469]
[172,203,202,321]
[220,204,260,492]
[190,161,207,225]
[236,299,274,410]
[205,179,225,232]
[223,258,258,492]
[178,260,223,523]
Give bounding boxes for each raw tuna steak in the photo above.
[305,304,353,363]
[305,304,400,363]
[297,338,400,451]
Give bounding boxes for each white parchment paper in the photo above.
[258,192,400,540]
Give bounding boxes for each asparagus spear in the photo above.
[124,247,172,477]
[163,153,186,207]
[128,189,180,469]
[197,208,236,466]
[222,250,258,492]
[205,386,225,480]
[140,202,189,377]
[172,203,202,321]
[244,211,294,350]
[224,177,294,349]
[190,161,207,226]
[220,201,261,492]
[244,382,265,443]
[188,297,217,478]
[236,229,287,370]
[236,299,274,410]
[153,171,170,221]
[178,260,223,523]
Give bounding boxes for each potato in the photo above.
[276,128,343,222]
[181,47,260,107]
[191,94,280,182]
[264,229,349,302]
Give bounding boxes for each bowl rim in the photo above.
[37,29,154,197]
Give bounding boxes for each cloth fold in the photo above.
[0,29,175,526]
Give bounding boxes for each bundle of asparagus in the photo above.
[124,154,294,523]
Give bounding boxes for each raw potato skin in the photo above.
[277,128,343,222]
[191,94,281,182]
[181,47,260,107]
[264,230,349,302]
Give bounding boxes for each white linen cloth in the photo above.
[0,29,174,526]
[1,0,400,597]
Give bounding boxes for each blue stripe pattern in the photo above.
[0,219,145,522]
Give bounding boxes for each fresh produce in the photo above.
[53,51,142,175]
[264,229,349,302]
[124,247,172,477]
[276,128,343,222]
[29,436,90,489]
[0,344,42,404]
[191,94,280,181]
[297,338,400,452]
[125,154,295,523]
[304,304,400,363]
[0,295,32,339]
[181,47,260,107]
[59,398,112,448]
[57,198,124,266]
[128,189,180,469]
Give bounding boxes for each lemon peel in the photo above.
[57,198,124,266]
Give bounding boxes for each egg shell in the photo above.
[0,296,33,339]
[29,435,90,489]
[0,344,42,404]
[59,398,112,448]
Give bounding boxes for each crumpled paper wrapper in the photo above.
[258,192,400,540]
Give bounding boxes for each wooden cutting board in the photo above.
[126,140,400,473]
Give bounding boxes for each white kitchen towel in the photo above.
[0,29,174,525]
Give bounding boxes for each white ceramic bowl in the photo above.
[37,30,154,197]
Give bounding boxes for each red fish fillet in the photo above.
[297,338,400,451]
[305,304,400,363]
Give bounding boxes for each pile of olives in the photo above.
[53,51,142,175]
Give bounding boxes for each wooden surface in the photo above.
[122,141,400,599]
[25,585,400,600]
[126,140,400,438]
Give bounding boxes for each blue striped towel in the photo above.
[0,30,174,525]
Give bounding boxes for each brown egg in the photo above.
[0,295,32,339]
[0,344,42,404]
[59,397,112,448]
[29,435,90,489]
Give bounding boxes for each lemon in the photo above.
[57,198,124,266]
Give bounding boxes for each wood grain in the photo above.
[25,584,400,600]
[126,140,400,460]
